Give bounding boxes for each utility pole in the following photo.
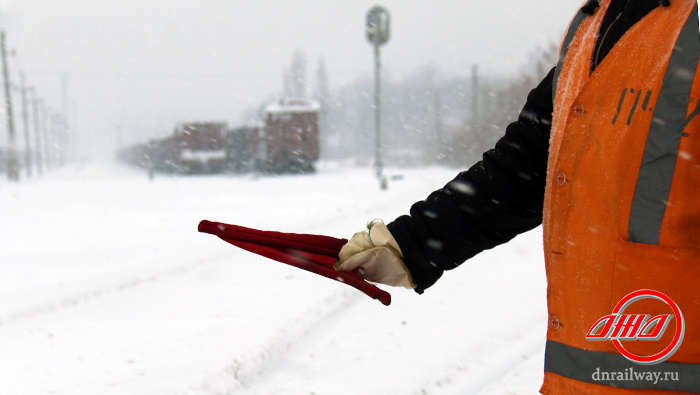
[61,72,69,162]
[435,86,443,163]
[366,5,390,190]
[52,114,58,167]
[41,102,51,171]
[1,31,18,181]
[29,87,42,175]
[60,115,66,166]
[471,64,480,136]
[72,100,78,161]
[374,44,383,185]
[54,114,64,167]
[20,72,31,178]
[50,113,56,168]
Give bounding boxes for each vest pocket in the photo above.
[611,238,700,362]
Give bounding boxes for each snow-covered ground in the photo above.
[0,161,548,395]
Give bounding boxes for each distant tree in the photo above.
[284,49,307,98]
[325,78,374,161]
[315,57,330,106]
[383,63,438,165]
[315,57,332,159]
[454,42,559,166]
[319,41,558,167]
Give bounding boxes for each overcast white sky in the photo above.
[0,0,581,156]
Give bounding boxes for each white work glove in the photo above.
[334,220,415,289]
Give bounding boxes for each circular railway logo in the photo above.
[585,290,684,365]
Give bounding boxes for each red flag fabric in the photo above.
[198,220,391,306]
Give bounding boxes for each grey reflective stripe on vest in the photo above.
[545,340,700,392]
[552,9,590,105]
[628,5,700,245]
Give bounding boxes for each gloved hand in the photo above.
[334,220,415,289]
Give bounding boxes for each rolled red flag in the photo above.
[198,220,391,306]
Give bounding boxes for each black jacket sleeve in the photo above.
[387,67,555,294]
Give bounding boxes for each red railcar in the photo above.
[225,124,260,172]
[174,122,228,173]
[118,100,321,175]
[257,98,320,173]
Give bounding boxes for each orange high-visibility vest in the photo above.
[541,0,700,393]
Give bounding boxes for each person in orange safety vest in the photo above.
[336,0,700,393]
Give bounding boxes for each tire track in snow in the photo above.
[183,287,364,395]
[0,251,232,328]
[416,324,545,395]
